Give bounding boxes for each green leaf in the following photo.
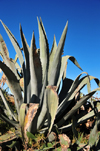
[77,133,84,145]
[68,74,100,102]
[59,107,99,133]
[7,141,20,150]
[57,72,100,121]
[39,71,47,106]
[0,34,9,61]
[37,17,49,82]
[57,55,82,90]
[43,143,55,150]
[50,35,57,57]
[48,35,57,81]
[0,130,20,143]
[89,120,98,147]
[11,58,22,76]
[49,21,68,86]
[0,113,20,129]
[0,61,23,113]
[0,34,20,80]
[30,32,42,103]
[59,78,73,104]
[0,20,24,67]
[37,90,47,131]
[26,131,36,141]
[57,87,100,127]
[19,103,27,138]
[20,25,29,68]
[57,72,87,120]
[14,54,18,62]
[59,102,100,133]
[89,112,100,147]
[47,142,53,147]
[20,25,31,104]
[0,88,17,121]
[46,86,59,133]
[27,81,47,134]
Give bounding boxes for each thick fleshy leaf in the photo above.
[19,103,27,131]
[0,34,9,60]
[0,130,20,144]
[57,55,82,89]
[85,75,100,114]
[48,35,57,81]
[11,58,22,76]
[89,111,100,147]
[37,17,49,82]
[30,32,42,103]
[0,35,20,79]
[50,35,57,56]
[8,59,21,80]
[0,20,24,66]
[59,103,100,132]
[26,79,47,134]
[0,88,17,121]
[8,59,20,80]
[78,75,100,91]
[68,75,100,102]
[24,103,39,135]
[57,87,100,127]
[20,78,24,91]
[19,103,27,140]
[57,72,86,117]
[39,55,49,105]
[20,25,31,103]
[89,120,98,147]
[74,102,100,127]
[0,61,23,112]
[20,25,29,67]
[14,54,18,62]
[68,56,82,70]
[49,21,68,86]
[57,73,100,121]
[46,86,59,133]
[59,78,73,104]
[37,90,47,131]
[0,51,4,60]
[0,113,20,129]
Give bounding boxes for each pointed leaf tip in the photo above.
[20,24,22,31]
[0,20,3,24]
[37,17,39,22]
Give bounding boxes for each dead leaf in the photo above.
[24,103,39,138]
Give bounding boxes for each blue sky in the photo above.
[0,0,100,97]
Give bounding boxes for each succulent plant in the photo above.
[0,18,100,150]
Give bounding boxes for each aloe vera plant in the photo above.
[0,18,100,150]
